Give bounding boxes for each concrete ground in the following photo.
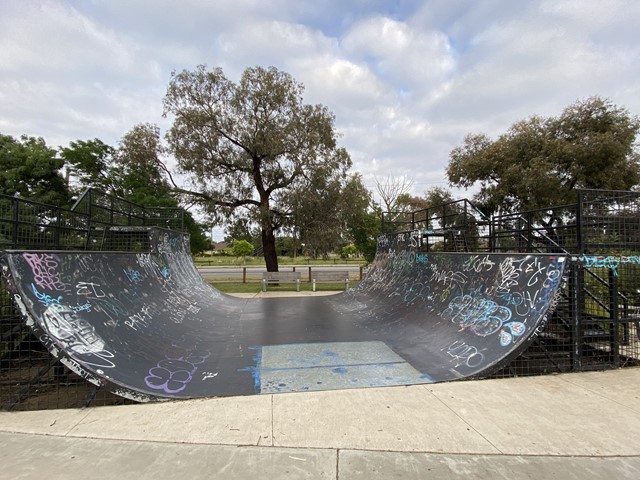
[2,369,640,479]
[1,292,640,479]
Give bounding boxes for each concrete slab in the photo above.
[0,408,89,436]
[67,395,272,445]
[558,369,640,413]
[339,449,640,480]
[272,385,499,453]
[429,373,640,456]
[0,431,336,480]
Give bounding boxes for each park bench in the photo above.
[311,270,350,292]
[262,271,301,292]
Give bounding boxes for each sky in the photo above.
[1,0,639,211]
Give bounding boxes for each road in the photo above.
[196,264,364,281]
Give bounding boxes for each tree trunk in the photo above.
[262,225,279,272]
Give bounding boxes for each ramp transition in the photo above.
[1,229,567,401]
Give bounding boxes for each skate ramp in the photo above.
[1,228,567,401]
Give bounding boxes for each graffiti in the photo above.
[442,294,512,338]
[495,256,562,292]
[498,292,531,316]
[41,303,115,368]
[462,255,496,273]
[498,322,526,346]
[76,281,106,298]
[402,282,431,306]
[124,268,144,282]
[23,253,66,291]
[446,340,485,368]
[144,349,211,394]
[523,258,549,287]
[580,254,640,276]
[69,302,92,313]
[377,235,390,248]
[428,264,468,289]
[76,256,100,273]
[496,258,522,293]
[92,296,129,324]
[31,283,63,307]
[124,305,153,331]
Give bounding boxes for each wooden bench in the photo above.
[262,271,301,292]
[311,270,350,292]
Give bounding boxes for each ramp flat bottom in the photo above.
[259,341,433,393]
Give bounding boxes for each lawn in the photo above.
[194,255,366,267]
[209,280,360,294]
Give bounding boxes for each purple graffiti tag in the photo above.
[22,253,66,291]
[144,350,211,394]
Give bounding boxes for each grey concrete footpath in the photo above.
[2,368,640,479]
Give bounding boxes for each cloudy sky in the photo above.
[1,0,639,204]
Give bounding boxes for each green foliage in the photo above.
[61,125,208,255]
[341,244,357,258]
[287,173,371,258]
[60,138,118,195]
[447,96,640,215]
[349,209,381,263]
[231,239,254,263]
[0,133,70,206]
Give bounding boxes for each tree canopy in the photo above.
[162,64,353,271]
[0,133,69,206]
[447,96,640,215]
[61,125,209,254]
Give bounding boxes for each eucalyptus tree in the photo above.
[286,172,370,258]
[162,65,352,271]
[447,96,640,215]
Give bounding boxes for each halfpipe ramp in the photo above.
[1,228,567,401]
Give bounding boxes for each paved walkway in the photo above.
[2,368,640,479]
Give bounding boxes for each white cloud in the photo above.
[0,0,638,202]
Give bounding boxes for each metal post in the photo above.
[570,262,584,371]
[576,190,584,254]
[11,197,19,249]
[609,267,620,368]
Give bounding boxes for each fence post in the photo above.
[609,267,620,368]
[570,262,584,371]
[576,190,584,254]
[242,267,247,284]
[11,197,19,249]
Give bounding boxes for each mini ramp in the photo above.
[1,228,567,401]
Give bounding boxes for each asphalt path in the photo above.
[196,264,364,281]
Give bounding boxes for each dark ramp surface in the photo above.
[1,229,567,401]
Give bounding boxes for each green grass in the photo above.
[195,255,366,267]
[209,280,360,293]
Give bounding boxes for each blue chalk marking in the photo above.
[259,341,435,393]
[237,345,262,394]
